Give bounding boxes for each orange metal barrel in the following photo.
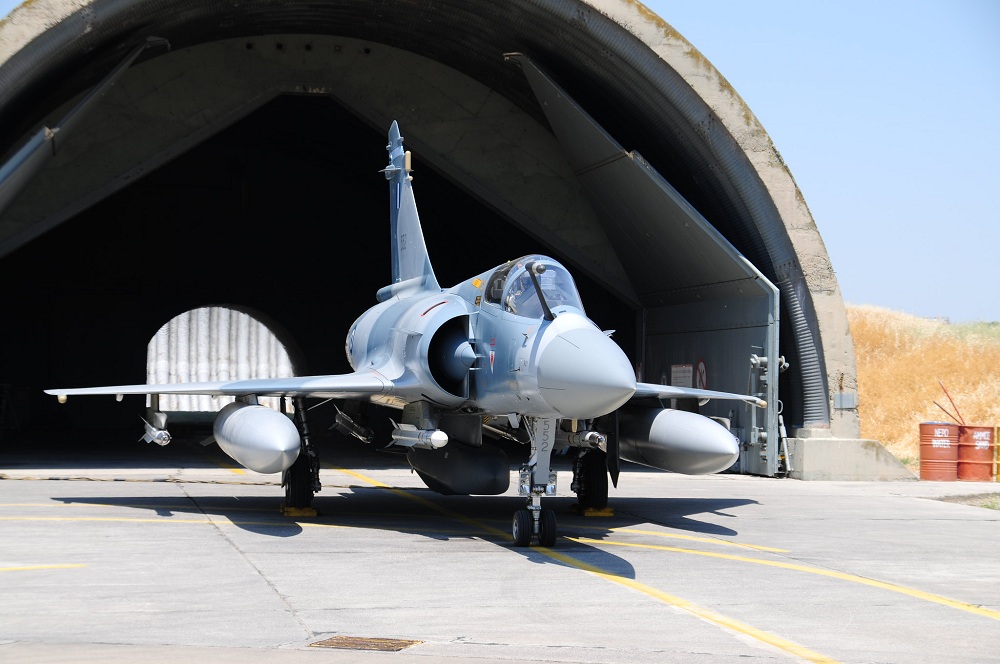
[919,422,959,481]
[957,425,995,481]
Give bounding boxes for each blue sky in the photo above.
[647,0,1000,323]
[3,0,998,322]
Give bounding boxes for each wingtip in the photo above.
[44,390,68,403]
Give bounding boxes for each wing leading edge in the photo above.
[45,371,390,400]
[633,382,767,409]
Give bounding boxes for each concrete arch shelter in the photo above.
[0,0,906,479]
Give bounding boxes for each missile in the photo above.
[618,407,739,475]
[390,421,448,450]
[213,402,300,474]
[332,407,374,443]
[562,430,606,448]
[139,417,171,446]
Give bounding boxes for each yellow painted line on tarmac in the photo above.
[0,501,277,513]
[0,564,86,573]
[2,502,207,510]
[541,547,838,664]
[571,537,1000,622]
[0,514,475,538]
[597,527,789,553]
[0,516,214,525]
[0,515,339,529]
[331,466,838,663]
[0,501,472,529]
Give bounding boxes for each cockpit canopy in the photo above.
[484,255,585,318]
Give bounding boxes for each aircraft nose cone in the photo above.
[536,326,636,419]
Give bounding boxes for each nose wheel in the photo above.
[511,507,557,547]
[512,509,532,547]
[538,508,557,546]
[511,417,560,547]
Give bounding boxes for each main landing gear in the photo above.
[511,417,559,547]
[572,449,609,511]
[282,397,321,515]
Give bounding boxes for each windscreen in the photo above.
[503,259,584,318]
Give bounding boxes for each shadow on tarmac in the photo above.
[7,431,757,578]
[48,485,756,579]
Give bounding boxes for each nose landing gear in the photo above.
[512,505,557,547]
[511,417,559,547]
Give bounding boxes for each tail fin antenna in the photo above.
[381,121,440,292]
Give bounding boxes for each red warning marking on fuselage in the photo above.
[421,301,447,316]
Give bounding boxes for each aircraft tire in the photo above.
[577,450,609,510]
[283,452,312,508]
[512,509,532,547]
[538,509,557,547]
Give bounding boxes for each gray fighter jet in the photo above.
[46,121,765,546]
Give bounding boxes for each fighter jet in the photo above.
[46,121,765,547]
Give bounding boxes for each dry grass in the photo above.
[848,305,1000,470]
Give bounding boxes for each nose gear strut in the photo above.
[512,416,558,546]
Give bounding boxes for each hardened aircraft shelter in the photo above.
[0,0,906,479]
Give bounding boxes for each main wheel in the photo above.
[512,509,533,547]
[576,450,609,510]
[283,448,313,508]
[538,509,557,547]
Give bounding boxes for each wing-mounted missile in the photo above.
[139,417,171,446]
[331,404,374,443]
[618,407,740,475]
[212,401,300,474]
[561,429,606,449]
[389,420,448,450]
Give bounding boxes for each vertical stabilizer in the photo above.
[383,121,440,293]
